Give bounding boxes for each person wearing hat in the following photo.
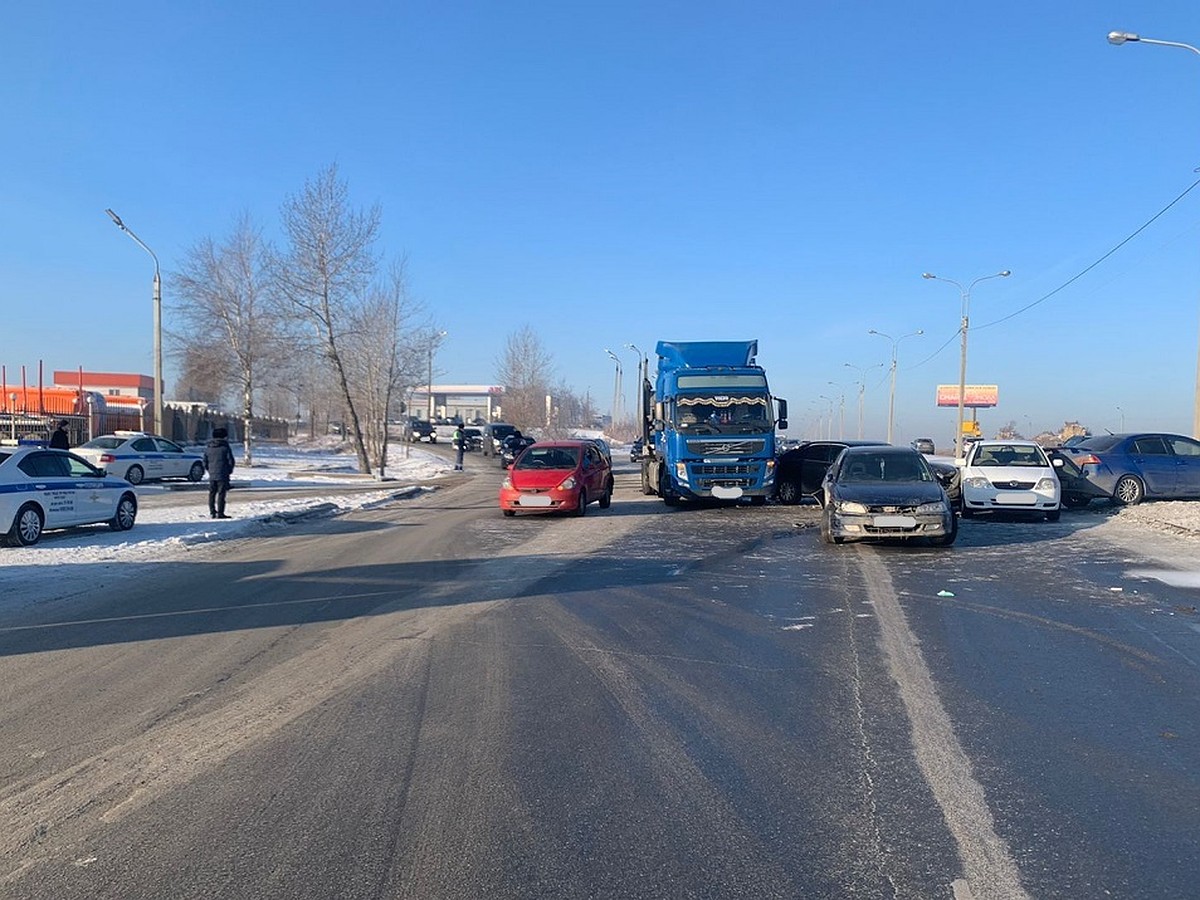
[204,427,236,519]
[49,420,70,450]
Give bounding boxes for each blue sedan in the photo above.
[1070,432,1200,505]
[0,447,138,546]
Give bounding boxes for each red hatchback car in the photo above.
[499,440,614,516]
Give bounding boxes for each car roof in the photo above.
[529,440,589,448]
[840,445,920,456]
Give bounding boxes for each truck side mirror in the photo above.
[776,398,788,423]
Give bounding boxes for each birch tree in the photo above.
[496,326,555,431]
[275,164,380,474]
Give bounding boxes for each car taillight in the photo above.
[100,453,116,463]
[1074,454,1101,466]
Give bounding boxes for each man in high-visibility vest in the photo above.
[452,425,465,471]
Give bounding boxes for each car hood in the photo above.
[963,465,1053,483]
[510,469,577,490]
[833,482,946,506]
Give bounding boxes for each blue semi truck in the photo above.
[638,340,787,506]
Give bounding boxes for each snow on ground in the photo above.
[0,440,454,601]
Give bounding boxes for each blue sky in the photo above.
[4,2,1200,443]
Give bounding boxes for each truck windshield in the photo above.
[673,394,772,434]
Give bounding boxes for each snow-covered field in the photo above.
[5,435,1200,608]
[0,439,454,600]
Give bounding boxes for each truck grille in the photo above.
[694,464,754,475]
[685,439,765,456]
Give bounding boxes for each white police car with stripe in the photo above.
[73,431,206,485]
[0,447,138,546]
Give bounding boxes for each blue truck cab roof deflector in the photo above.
[655,341,757,371]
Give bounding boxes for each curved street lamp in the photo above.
[842,362,884,439]
[428,330,447,419]
[625,343,646,425]
[106,209,163,436]
[1108,29,1200,438]
[868,328,924,444]
[604,349,623,426]
[922,270,1011,457]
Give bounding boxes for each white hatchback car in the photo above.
[957,440,1061,521]
[0,447,138,546]
[74,432,206,485]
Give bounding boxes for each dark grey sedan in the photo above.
[819,446,957,546]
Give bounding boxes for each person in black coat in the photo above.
[49,420,70,450]
[204,427,236,519]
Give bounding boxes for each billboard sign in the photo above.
[936,384,998,408]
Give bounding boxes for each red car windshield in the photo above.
[515,447,580,470]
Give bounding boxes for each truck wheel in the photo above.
[658,469,679,506]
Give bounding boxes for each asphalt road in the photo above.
[2,455,1199,899]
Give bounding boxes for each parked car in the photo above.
[819,446,957,546]
[74,432,206,485]
[911,437,936,455]
[0,447,138,546]
[1069,432,1200,505]
[483,422,519,457]
[774,439,888,505]
[957,440,1061,521]
[925,456,962,509]
[498,440,614,516]
[629,438,645,462]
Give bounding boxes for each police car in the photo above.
[74,431,206,485]
[0,447,138,546]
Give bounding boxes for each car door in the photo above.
[18,452,78,527]
[153,439,188,480]
[1168,435,1200,496]
[63,453,116,522]
[802,443,842,495]
[130,436,163,479]
[1128,435,1177,496]
[584,445,605,497]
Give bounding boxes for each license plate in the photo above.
[520,494,553,507]
[995,492,1036,505]
[873,515,916,528]
[711,485,744,499]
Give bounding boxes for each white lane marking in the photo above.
[857,551,1032,900]
[952,878,976,899]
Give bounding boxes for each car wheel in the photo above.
[188,461,205,482]
[1113,475,1144,506]
[574,489,588,517]
[109,493,138,531]
[776,479,800,505]
[1045,508,1061,522]
[502,509,516,517]
[960,505,975,519]
[599,479,613,509]
[930,517,958,546]
[7,502,44,547]
[820,511,840,544]
[125,464,145,485]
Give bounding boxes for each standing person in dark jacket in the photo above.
[49,420,70,450]
[204,427,236,519]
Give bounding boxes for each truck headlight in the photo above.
[675,462,689,483]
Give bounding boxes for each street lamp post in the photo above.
[818,394,835,439]
[868,328,924,445]
[922,270,1011,458]
[1108,30,1200,438]
[604,349,623,427]
[843,362,883,440]
[826,381,847,439]
[625,342,647,427]
[105,209,163,436]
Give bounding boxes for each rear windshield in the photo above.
[1077,435,1120,452]
[80,437,124,450]
[515,446,580,470]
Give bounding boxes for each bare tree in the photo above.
[342,262,425,475]
[274,164,381,473]
[171,214,285,465]
[495,325,555,431]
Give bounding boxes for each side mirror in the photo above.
[777,420,788,431]
[1052,457,1064,467]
